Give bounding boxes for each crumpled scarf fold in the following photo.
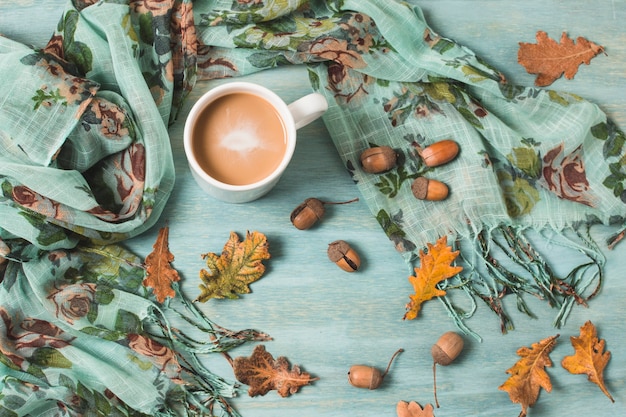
[1,0,625,416]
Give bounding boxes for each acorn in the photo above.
[431,331,464,407]
[411,177,449,201]
[327,240,361,272]
[290,197,358,230]
[432,331,464,366]
[348,348,404,389]
[360,146,397,174]
[417,139,459,167]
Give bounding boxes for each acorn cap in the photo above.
[431,331,464,366]
[327,240,350,262]
[411,177,429,200]
[431,343,454,366]
[303,197,325,216]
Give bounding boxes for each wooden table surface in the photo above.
[2,1,625,416]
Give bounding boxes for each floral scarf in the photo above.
[1,0,625,415]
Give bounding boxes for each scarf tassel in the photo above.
[438,224,604,339]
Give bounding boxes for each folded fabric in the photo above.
[1,0,625,416]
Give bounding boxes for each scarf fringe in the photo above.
[144,283,271,417]
[438,223,604,339]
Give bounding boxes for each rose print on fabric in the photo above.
[0,308,28,370]
[12,185,72,222]
[236,0,263,6]
[115,143,146,210]
[540,143,594,206]
[20,54,98,111]
[307,37,367,69]
[48,283,97,325]
[170,1,198,91]
[325,63,374,105]
[45,10,94,76]
[128,333,183,381]
[89,99,131,139]
[197,44,239,79]
[129,0,173,16]
[87,143,146,221]
[502,139,595,215]
[302,12,380,68]
[0,307,75,371]
[42,34,65,59]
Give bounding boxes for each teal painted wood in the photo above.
[2,1,625,416]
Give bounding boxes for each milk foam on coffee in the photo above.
[192,92,287,186]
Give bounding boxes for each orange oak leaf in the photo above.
[499,334,560,417]
[403,236,463,320]
[233,344,318,397]
[561,321,614,402]
[518,31,604,86]
[396,401,435,417]
[195,231,270,302]
[143,226,180,303]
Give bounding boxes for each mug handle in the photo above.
[288,92,328,130]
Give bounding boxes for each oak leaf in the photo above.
[396,401,435,417]
[518,31,604,86]
[233,344,318,397]
[403,236,463,320]
[499,334,559,417]
[143,226,180,303]
[561,321,614,402]
[195,231,270,302]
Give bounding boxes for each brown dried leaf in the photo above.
[233,345,318,397]
[499,334,559,417]
[143,226,180,303]
[396,401,435,417]
[561,321,614,402]
[403,236,463,320]
[518,31,604,86]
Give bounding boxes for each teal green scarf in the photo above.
[1,0,625,415]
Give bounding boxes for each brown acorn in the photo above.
[411,177,449,201]
[360,146,397,174]
[290,197,358,230]
[417,140,459,167]
[327,240,361,272]
[431,331,464,407]
[348,348,404,389]
[290,198,325,230]
[432,331,464,366]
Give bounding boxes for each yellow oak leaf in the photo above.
[561,321,614,402]
[403,236,462,320]
[195,231,270,302]
[499,334,559,417]
[143,226,180,303]
[396,401,435,417]
[518,31,604,86]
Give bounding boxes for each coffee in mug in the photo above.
[184,82,328,203]
[191,92,287,186]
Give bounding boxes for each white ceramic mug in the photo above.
[183,82,328,203]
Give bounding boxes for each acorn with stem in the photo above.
[431,331,464,407]
[290,197,359,230]
[348,348,404,389]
